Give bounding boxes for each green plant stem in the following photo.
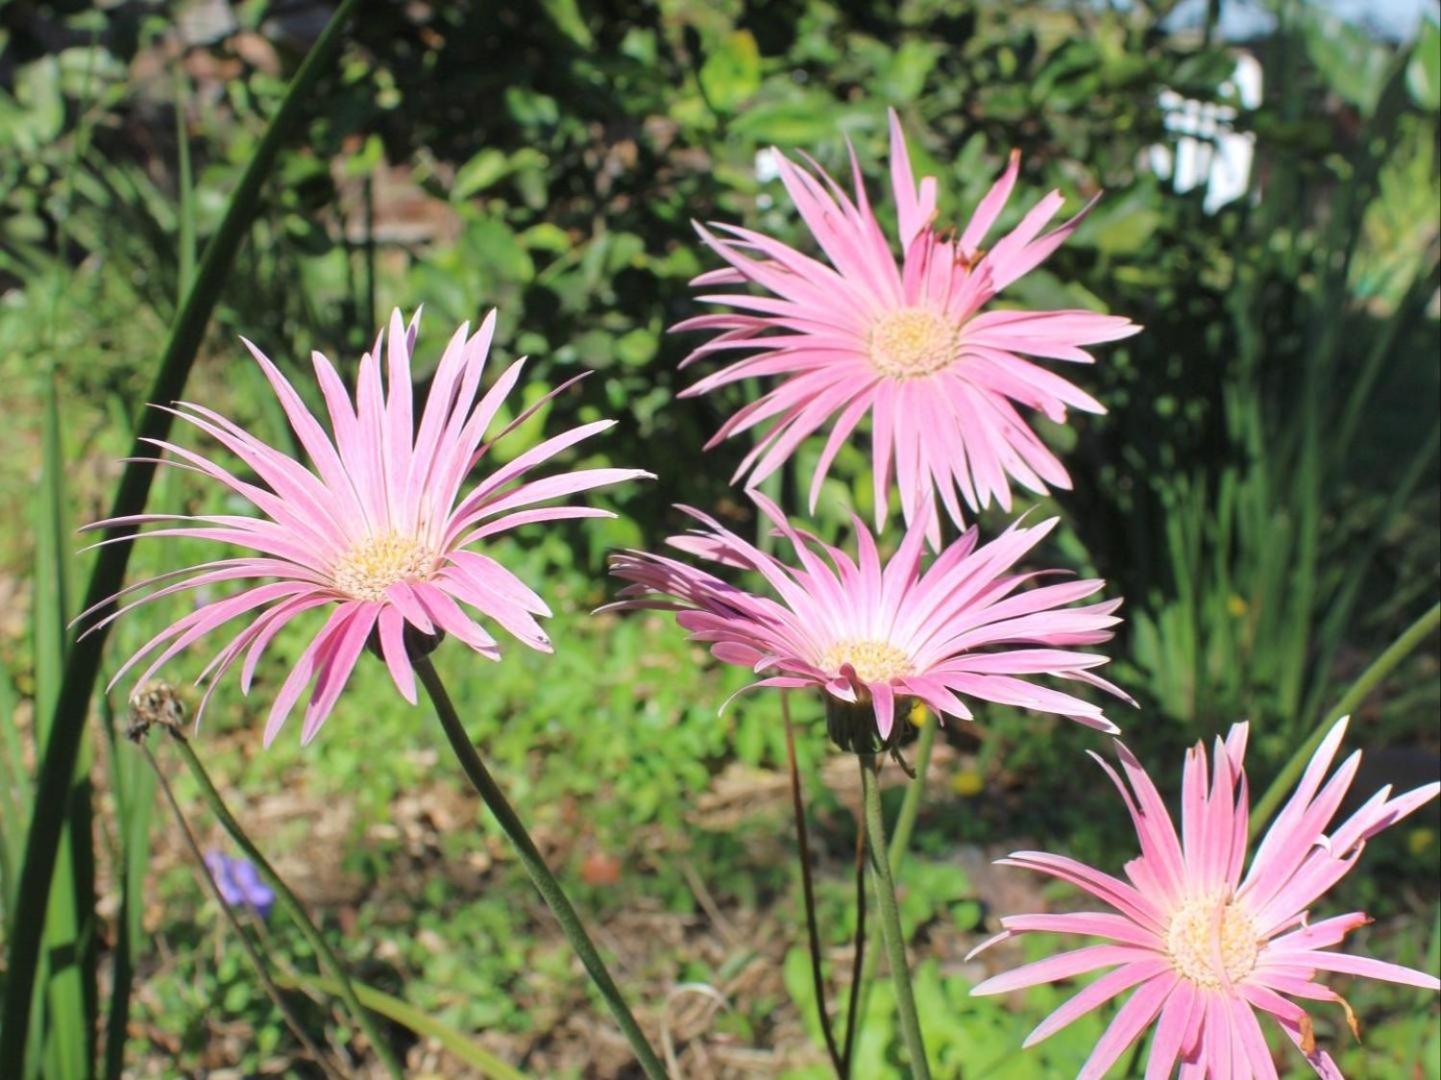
[413,655,666,1080]
[849,711,936,1052]
[0,3,360,1065]
[860,755,931,1080]
[162,728,403,1079]
[781,694,845,1075]
[1250,601,1441,835]
[139,739,343,1080]
[888,716,936,877]
[840,805,866,1077]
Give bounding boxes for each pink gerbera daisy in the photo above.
[606,492,1129,743]
[81,309,647,746]
[970,718,1441,1078]
[675,109,1140,543]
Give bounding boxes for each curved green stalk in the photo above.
[275,972,527,1080]
[781,693,845,1075]
[0,2,361,1065]
[860,755,931,1080]
[1250,601,1440,835]
[163,729,403,1078]
[848,709,936,1057]
[140,739,344,1079]
[840,803,866,1076]
[887,715,936,877]
[414,655,666,1080]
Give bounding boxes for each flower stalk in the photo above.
[847,705,936,1057]
[860,754,932,1080]
[781,693,846,1074]
[840,803,867,1076]
[413,654,667,1080]
[138,736,345,1080]
[159,725,403,1078]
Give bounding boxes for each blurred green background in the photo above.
[0,0,1437,1076]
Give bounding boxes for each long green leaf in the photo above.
[99,690,154,1080]
[102,69,194,1079]
[0,666,25,913]
[275,972,528,1080]
[1250,602,1441,835]
[0,1,360,1065]
[33,375,92,1080]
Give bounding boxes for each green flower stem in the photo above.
[0,1,360,1064]
[840,807,866,1076]
[162,727,403,1079]
[781,693,845,1075]
[1249,601,1440,836]
[139,737,344,1080]
[414,655,666,1080]
[860,755,931,1080]
[848,709,937,1056]
[888,715,937,877]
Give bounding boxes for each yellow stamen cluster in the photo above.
[331,533,436,602]
[1166,894,1261,990]
[818,639,914,683]
[867,307,960,378]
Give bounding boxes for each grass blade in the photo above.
[0,1,361,1065]
[30,374,93,1080]
[99,692,154,1080]
[0,666,25,912]
[101,70,195,1077]
[275,972,528,1080]
[1250,601,1441,835]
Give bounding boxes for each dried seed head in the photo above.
[126,681,186,741]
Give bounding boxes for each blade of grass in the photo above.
[1299,422,1441,725]
[173,68,196,298]
[98,691,154,1080]
[0,666,25,911]
[1250,601,1441,836]
[276,972,528,1080]
[0,2,361,1066]
[32,373,92,1080]
[101,72,197,1076]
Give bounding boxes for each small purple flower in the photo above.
[204,851,276,920]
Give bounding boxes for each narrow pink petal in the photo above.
[301,603,378,745]
[1230,995,1280,1080]
[998,853,1164,931]
[1287,950,1440,990]
[1025,960,1171,1046]
[1145,980,1201,1080]
[375,607,417,704]
[971,944,1152,995]
[871,681,896,739]
[1075,971,1176,1080]
[264,605,352,747]
[999,911,1160,950]
[959,149,1020,255]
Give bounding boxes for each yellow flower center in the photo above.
[817,639,914,683]
[331,533,436,602]
[1166,894,1260,990]
[867,307,960,378]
